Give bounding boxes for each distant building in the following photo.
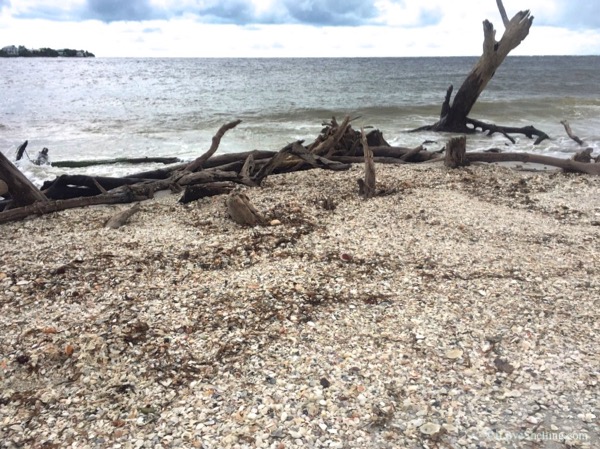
[1,45,19,56]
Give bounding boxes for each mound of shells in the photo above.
[1,163,598,448]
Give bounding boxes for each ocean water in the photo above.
[1,56,599,186]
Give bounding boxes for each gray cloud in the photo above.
[20,0,379,25]
[191,1,257,24]
[12,0,598,29]
[557,2,600,28]
[281,0,377,26]
[83,0,161,22]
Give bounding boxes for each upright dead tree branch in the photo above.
[496,0,510,27]
[185,120,242,172]
[560,120,585,146]
[358,128,376,198]
[413,0,541,141]
[445,136,469,168]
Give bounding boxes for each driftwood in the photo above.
[370,146,441,163]
[1,114,598,225]
[185,120,242,172]
[0,150,48,207]
[466,149,600,175]
[445,136,469,168]
[572,148,594,164]
[0,179,8,197]
[226,192,264,226]
[0,187,148,224]
[105,203,141,229]
[180,182,236,204]
[412,0,548,143]
[560,120,585,146]
[467,118,549,145]
[15,141,28,161]
[42,175,156,200]
[52,157,181,168]
[310,116,351,156]
[358,129,376,198]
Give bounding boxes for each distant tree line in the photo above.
[0,45,95,58]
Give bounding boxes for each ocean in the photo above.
[1,56,599,186]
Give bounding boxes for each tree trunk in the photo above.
[434,4,533,132]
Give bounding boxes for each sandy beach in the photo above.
[1,162,599,448]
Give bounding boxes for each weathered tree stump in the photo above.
[358,128,376,198]
[226,192,264,226]
[445,136,469,168]
[0,179,8,197]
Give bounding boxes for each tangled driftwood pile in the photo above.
[0,115,598,227]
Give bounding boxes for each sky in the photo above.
[0,0,599,57]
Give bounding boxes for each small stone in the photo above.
[582,413,596,423]
[270,219,281,226]
[420,422,441,436]
[320,378,331,389]
[494,357,515,374]
[445,349,463,360]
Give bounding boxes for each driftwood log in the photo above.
[105,203,141,229]
[52,157,181,168]
[0,179,8,197]
[467,150,600,175]
[0,187,147,224]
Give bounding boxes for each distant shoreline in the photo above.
[0,46,95,58]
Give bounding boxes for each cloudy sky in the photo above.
[1,0,599,57]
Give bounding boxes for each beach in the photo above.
[1,162,599,448]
